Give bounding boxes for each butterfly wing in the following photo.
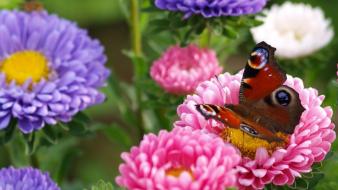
[250,85,305,134]
[240,42,287,103]
[223,85,304,140]
[237,42,305,136]
[195,104,241,128]
[195,104,283,142]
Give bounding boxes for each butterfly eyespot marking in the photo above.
[248,48,268,70]
[275,89,291,106]
[240,123,259,136]
[196,104,217,117]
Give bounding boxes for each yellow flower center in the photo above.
[0,51,49,85]
[166,167,194,179]
[221,128,288,159]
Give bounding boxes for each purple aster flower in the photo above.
[0,10,110,133]
[0,167,60,190]
[155,0,268,18]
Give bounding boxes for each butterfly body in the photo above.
[196,42,305,143]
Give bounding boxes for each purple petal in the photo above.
[0,115,11,129]
[18,118,43,133]
[18,119,34,133]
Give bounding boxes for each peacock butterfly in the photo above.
[196,42,305,143]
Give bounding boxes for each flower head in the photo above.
[155,0,267,18]
[150,44,222,94]
[116,127,241,190]
[0,10,110,133]
[251,2,334,59]
[175,71,336,189]
[0,167,60,190]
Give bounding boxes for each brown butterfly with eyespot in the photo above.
[196,42,305,143]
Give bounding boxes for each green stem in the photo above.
[130,0,142,56]
[130,0,146,140]
[30,153,39,168]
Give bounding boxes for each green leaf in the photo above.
[290,178,309,190]
[62,112,93,136]
[170,17,188,29]
[223,25,238,39]
[0,119,17,145]
[56,122,69,131]
[195,22,207,35]
[141,6,161,13]
[107,74,138,127]
[308,172,325,188]
[88,180,114,190]
[249,19,264,27]
[227,188,238,190]
[74,112,91,124]
[67,120,88,137]
[6,134,30,166]
[104,123,132,149]
[149,19,170,28]
[42,125,58,145]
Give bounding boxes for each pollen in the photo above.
[0,51,49,85]
[220,127,288,159]
[166,167,194,179]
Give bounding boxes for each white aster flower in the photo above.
[251,2,334,59]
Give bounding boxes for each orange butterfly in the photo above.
[196,42,304,142]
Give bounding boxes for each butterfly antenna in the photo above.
[214,75,226,103]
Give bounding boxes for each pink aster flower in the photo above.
[116,127,241,190]
[150,44,223,94]
[175,71,336,189]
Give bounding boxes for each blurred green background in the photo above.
[0,0,337,189]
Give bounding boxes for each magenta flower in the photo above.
[150,44,222,94]
[175,71,336,189]
[116,127,241,190]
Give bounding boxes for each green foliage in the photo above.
[324,80,338,110]
[103,123,133,149]
[39,136,80,184]
[145,10,263,46]
[0,0,23,9]
[41,0,124,25]
[88,180,115,190]
[0,119,17,145]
